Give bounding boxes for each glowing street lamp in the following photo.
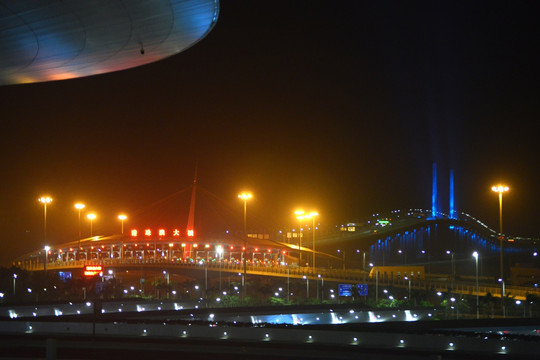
[300,211,318,271]
[473,251,479,319]
[118,214,127,235]
[492,184,509,281]
[87,213,96,237]
[238,192,252,302]
[44,245,50,273]
[216,245,224,293]
[404,276,412,303]
[118,214,127,261]
[74,203,85,258]
[446,250,455,291]
[38,196,53,243]
[238,193,252,235]
[498,278,506,318]
[295,210,305,264]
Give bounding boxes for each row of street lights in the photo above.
[38,196,128,239]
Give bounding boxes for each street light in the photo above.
[295,210,304,265]
[74,203,85,259]
[44,245,50,273]
[118,214,127,261]
[337,249,346,270]
[404,276,412,303]
[216,245,224,293]
[38,196,53,244]
[299,211,318,271]
[498,278,506,318]
[446,250,455,291]
[492,185,509,282]
[13,274,17,297]
[238,192,252,302]
[473,251,479,319]
[318,274,324,302]
[87,213,96,237]
[118,214,127,235]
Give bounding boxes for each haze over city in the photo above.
[1,0,538,266]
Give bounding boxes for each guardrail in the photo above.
[18,258,540,300]
[1,319,538,358]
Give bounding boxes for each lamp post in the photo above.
[303,275,309,299]
[295,210,304,265]
[446,250,455,291]
[491,185,509,283]
[38,196,53,244]
[117,214,127,235]
[87,213,96,237]
[473,251,479,319]
[362,251,366,283]
[337,249,346,270]
[44,245,50,273]
[404,276,412,303]
[74,203,85,259]
[13,274,17,297]
[216,245,224,293]
[118,214,127,260]
[299,211,318,271]
[318,274,324,302]
[309,212,318,271]
[498,278,506,318]
[238,192,252,302]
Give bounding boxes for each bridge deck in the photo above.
[19,259,540,300]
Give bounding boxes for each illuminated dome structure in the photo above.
[0,0,219,85]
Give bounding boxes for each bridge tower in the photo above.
[449,169,456,219]
[431,163,439,218]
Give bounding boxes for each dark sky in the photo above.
[1,1,539,266]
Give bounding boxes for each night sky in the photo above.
[1,1,539,266]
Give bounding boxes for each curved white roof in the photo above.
[0,0,219,85]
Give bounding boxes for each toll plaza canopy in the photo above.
[0,0,219,85]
